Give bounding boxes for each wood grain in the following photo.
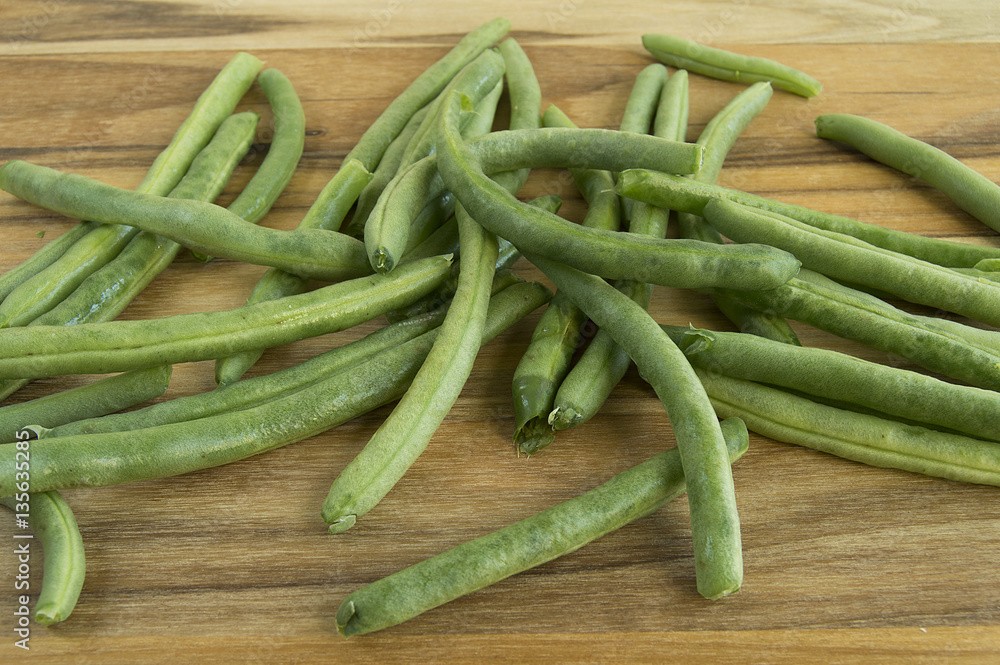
[1,3,1000,663]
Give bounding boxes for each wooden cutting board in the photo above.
[1,4,999,663]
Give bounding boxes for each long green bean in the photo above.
[0,279,550,496]
[0,366,170,443]
[642,33,821,98]
[1,489,85,625]
[815,113,1000,233]
[0,256,451,380]
[336,418,749,637]
[526,253,743,600]
[615,168,1000,268]
[699,370,1000,486]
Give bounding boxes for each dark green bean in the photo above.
[815,113,1000,233]
[1,489,85,625]
[642,33,821,98]
[615,168,1000,268]
[526,253,743,600]
[698,370,1000,486]
[0,256,451,380]
[0,160,374,283]
[0,279,550,496]
[0,366,170,443]
[703,198,1000,328]
[336,418,749,637]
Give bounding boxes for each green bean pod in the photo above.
[0,256,451,380]
[703,198,1000,329]
[714,268,1000,392]
[1,489,85,625]
[0,160,373,283]
[642,33,821,98]
[549,70,687,433]
[815,113,1000,233]
[665,325,1000,443]
[491,37,543,195]
[0,280,550,496]
[322,205,499,533]
[435,94,800,290]
[615,168,1000,269]
[336,418,749,637]
[699,370,1000,486]
[527,254,743,601]
[0,366,170,443]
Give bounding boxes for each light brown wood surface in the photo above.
[1,2,999,663]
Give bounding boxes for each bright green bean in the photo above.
[322,204,499,533]
[698,370,1000,486]
[703,198,1000,329]
[615,168,1000,268]
[1,489,85,625]
[815,113,1000,233]
[212,158,374,386]
[0,279,550,497]
[336,418,749,637]
[0,160,373,283]
[642,33,821,98]
[665,325,1000,443]
[714,268,1000,392]
[0,366,170,443]
[526,253,743,600]
[435,93,800,290]
[0,256,451,380]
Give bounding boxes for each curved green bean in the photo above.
[665,325,1000,443]
[615,168,1000,269]
[815,113,1000,233]
[0,279,550,497]
[699,370,1000,486]
[0,160,373,283]
[0,255,451,380]
[336,418,749,637]
[703,198,1000,328]
[1,489,85,625]
[527,253,743,600]
[642,33,821,98]
[0,366,170,443]
[435,93,800,290]
[322,205,498,533]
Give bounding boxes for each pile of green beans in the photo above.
[3,19,1000,639]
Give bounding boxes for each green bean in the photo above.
[0,255,450,380]
[642,33,821,98]
[815,113,1000,233]
[714,268,1000,392]
[0,279,550,496]
[212,158,374,386]
[436,94,800,290]
[664,325,1000,443]
[336,418,750,637]
[491,37,543,195]
[615,168,1000,269]
[192,68,306,261]
[1,489,85,625]
[342,18,510,175]
[0,222,98,303]
[703,198,1000,329]
[0,160,374,283]
[512,105,624,454]
[698,370,1000,486]
[322,204,499,533]
[0,53,263,314]
[0,366,170,443]
[548,70,687,434]
[526,253,743,600]
[616,63,669,220]
[0,111,259,331]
